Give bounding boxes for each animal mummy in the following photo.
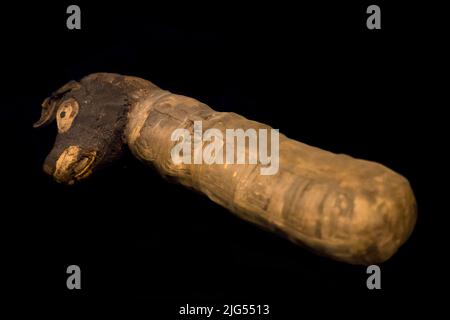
[34,73,417,265]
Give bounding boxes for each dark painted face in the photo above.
[34,75,131,185]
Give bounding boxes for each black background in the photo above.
[1,1,446,317]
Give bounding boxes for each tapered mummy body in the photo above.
[124,81,416,265]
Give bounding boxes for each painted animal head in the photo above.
[34,73,151,184]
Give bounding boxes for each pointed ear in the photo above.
[33,80,82,128]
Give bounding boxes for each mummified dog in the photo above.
[34,73,416,265]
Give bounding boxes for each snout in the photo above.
[43,145,97,185]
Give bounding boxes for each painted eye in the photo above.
[57,99,79,133]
